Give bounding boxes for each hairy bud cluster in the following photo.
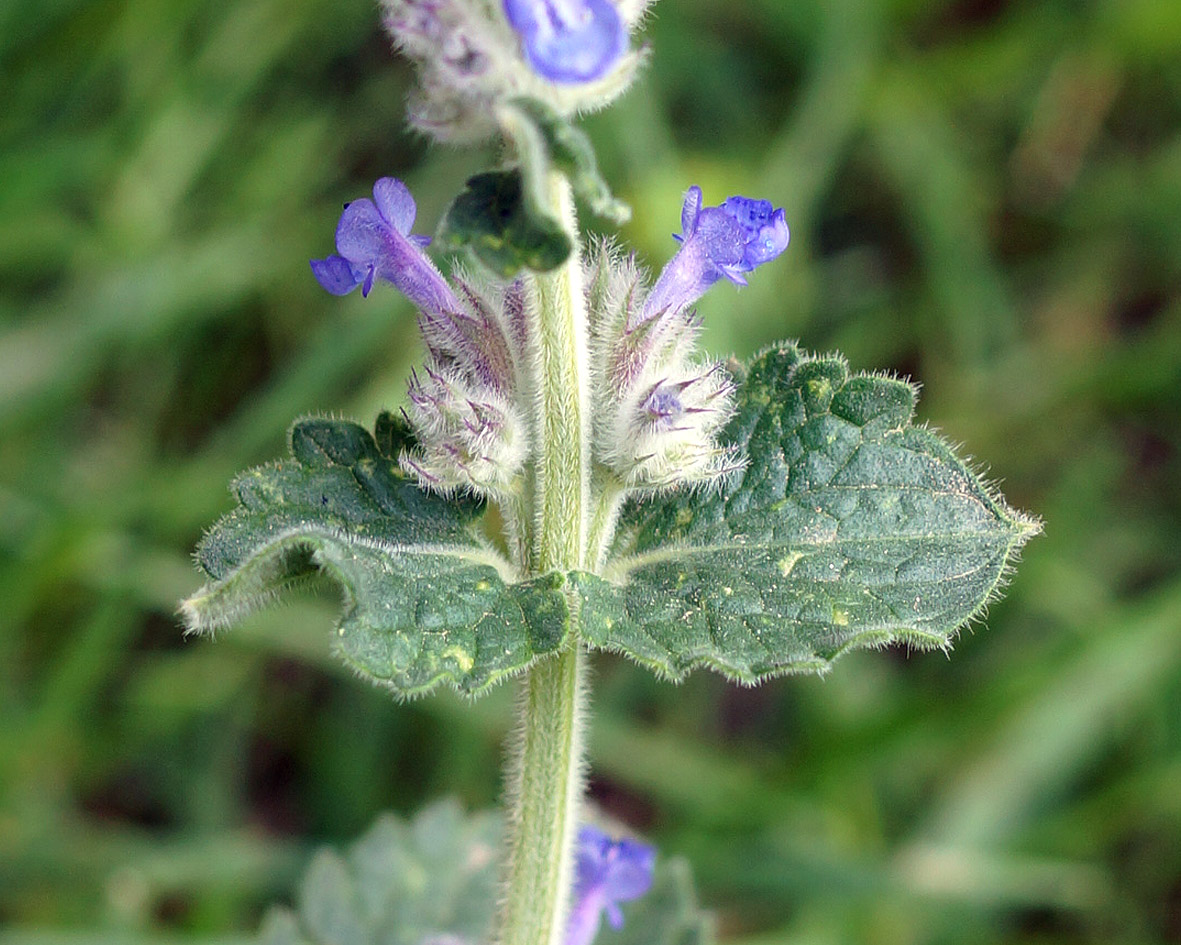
[379,0,652,143]
[312,179,787,504]
[403,276,530,500]
[586,243,740,492]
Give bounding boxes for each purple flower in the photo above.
[566,826,655,945]
[640,185,789,324]
[311,177,458,316]
[504,0,626,83]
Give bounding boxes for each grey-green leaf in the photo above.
[437,170,573,277]
[256,802,711,945]
[574,345,1040,683]
[182,414,572,697]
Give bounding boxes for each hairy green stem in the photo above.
[587,468,627,573]
[497,172,590,945]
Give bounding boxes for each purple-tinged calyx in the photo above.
[639,185,789,325]
[640,381,686,430]
[566,825,655,945]
[311,177,458,317]
[504,0,626,83]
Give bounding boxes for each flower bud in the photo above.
[503,0,627,84]
[586,241,742,492]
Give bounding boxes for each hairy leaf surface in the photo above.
[438,170,573,277]
[574,345,1040,682]
[182,415,571,697]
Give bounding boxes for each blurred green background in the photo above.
[2,0,1180,942]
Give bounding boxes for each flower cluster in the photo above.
[312,179,528,502]
[311,179,787,504]
[588,187,789,491]
[379,0,651,142]
[402,276,529,500]
[567,825,656,945]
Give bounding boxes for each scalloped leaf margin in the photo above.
[181,414,572,698]
[572,344,1041,684]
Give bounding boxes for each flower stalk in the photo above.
[497,170,591,945]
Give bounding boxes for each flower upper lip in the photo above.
[566,825,656,945]
[310,177,456,315]
[639,185,790,325]
[503,0,627,83]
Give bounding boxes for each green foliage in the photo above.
[183,348,1034,697]
[578,346,1038,682]
[254,802,710,945]
[438,170,574,277]
[3,0,1180,940]
[258,801,500,945]
[184,415,572,697]
[439,100,629,276]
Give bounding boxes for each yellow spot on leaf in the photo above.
[442,646,474,673]
[778,552,804,577]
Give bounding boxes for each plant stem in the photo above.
[497,171,591,945]
[499,644,587,945]
[586,469,626,572]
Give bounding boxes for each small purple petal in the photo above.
[310,255,363,295]
[372,176,417,235]
[335,198,388,262]
[594,837,656,899]
[638,186,789,324]
[504,0,626,83]
[642,384,684,428]
[566,826,655,945]
[680,185,702,236]
[312,178,460,317]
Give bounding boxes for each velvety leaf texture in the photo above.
[256,802,712,945]
[573,345,1040,683]
[182,414,571,697]
[438,169,573,277]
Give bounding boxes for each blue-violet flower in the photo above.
[566,825,655,945]
[504,0,626,83]
[640,185,789,324]
[311,177,457,316]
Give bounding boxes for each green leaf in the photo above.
[255,802,712,945]
[574,345,1040,683]
[260,801,503,945]
[182,414,572,697]
[437,170,573,278]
